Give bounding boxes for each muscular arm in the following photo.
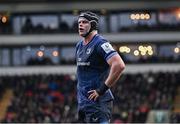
[88,54,125,101]
[105,54,125,87]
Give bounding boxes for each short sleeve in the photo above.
[97,40,118,61]
[75,41,82,59]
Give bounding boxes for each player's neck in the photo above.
[83,31,97,45]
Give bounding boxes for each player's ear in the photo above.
[90,20,98,30]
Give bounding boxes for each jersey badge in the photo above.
[101,42,114,53]
[86,48,91,54]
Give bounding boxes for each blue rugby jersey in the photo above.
[76,34,118,109]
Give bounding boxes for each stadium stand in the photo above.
[0,71,179,123]
[0,0,180,123]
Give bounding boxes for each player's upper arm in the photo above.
[107,54,125,71]
[97,39,125,70]
[97,40,117,61]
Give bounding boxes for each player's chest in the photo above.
[77,45,95,62]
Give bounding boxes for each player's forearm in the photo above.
[96,55,125,96]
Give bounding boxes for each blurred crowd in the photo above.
[20,18,180,34]
[118,53,180,64]
[21,17,78,34]
[119,23,180,32]
[0,74,77,123]
[0,71,179,123]
[26,57,76,66]
[25,54,180,66]
[112,71,179,123]
[0,78,8,100]
[0,12,180,35]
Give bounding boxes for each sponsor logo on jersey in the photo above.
[101,42,114,53]
[77,62,90,66]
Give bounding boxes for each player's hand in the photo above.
[88,90,99,101]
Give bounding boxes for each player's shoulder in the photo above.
[95,34,108,46]
[96,34,107,42]
[76,40,83,48]
[95,35,115,53]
